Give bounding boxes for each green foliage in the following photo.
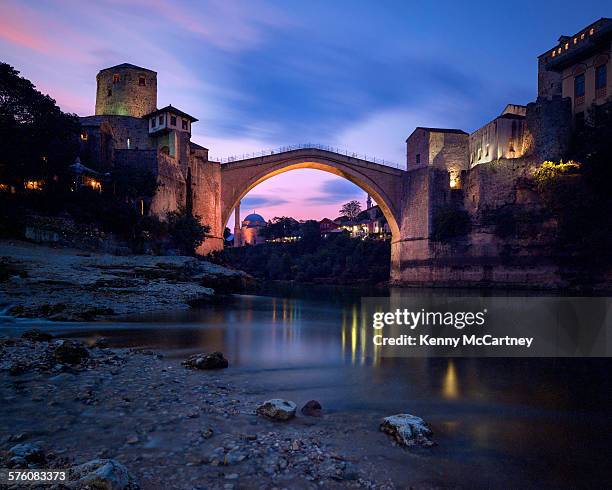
[533,160,581,192]
[166,207,210,255]
[339,200,362,220]
[214,233,390,284]
[431,205,471,242]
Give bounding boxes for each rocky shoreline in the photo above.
[0,240,253,321]
[0,332,434,489]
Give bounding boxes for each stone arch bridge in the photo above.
[193,145,451,282]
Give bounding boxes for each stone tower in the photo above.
[95,63,157,117]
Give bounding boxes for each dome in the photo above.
[243,213,266,226]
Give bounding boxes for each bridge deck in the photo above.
[214,146,405,175]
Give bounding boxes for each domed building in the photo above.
[240,212,267,246]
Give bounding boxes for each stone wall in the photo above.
[95,65,157,118]
[525,96,572,161]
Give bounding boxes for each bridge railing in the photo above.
[210,143,403,169]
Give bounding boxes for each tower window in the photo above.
[139,76,146,86]
[182,119,188,130]
[158,115,164,125]
[107,88,112,97]
[574,73,585,97]
[150,118,155,128]
[113,73,120,83]
[170,115,177,126]
[415,153,420,164]
[595,64,607,89]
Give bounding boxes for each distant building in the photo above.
[319,218,341,237]
[240,213,267,246]
[537,18,611,123]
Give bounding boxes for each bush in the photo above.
[431,205,471,242]
[167,207,210,255]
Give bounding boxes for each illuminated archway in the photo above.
[220,156,401,241]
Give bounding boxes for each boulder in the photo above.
[9,443,46,464]
[21,329,53,342]
[68,458,138,489]
[380,413,435,447]
[53,340,89,365]
[182,351,228,370]
[301,400,323,417]
[256,399,297,421]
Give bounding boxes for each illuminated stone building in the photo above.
[78,63,222,253]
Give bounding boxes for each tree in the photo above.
[112,166,158,201]
[298,219,321,251]
[166,206,210,255]
[0,63,80,190]
[339,200,362,220]
[259,216,299,240]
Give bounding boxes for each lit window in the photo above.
[595,64,607,89]
[170,115,177,126]
[552,51,556,57]
[574,38,577,44]
[589,28,594,35]
[565,43,569,50]
[127,137,131,149]
[80,131,88,141]
[581,33,585,40]
[83,176,102,192]
[24,180,43,191]
[182,119,188,130]
[557,48,562,55]
[113,73,120,83]
[574,73,585,97]
[139,76,146,86]
[159,115,164,125]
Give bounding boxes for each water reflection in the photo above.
[442,359,459,400]
[5,287,612,487]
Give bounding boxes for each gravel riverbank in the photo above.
[0,335,411,489]
[0,241,252,321]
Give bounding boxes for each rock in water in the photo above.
[21,329,53,342]
[380,414,435,447]
[68,459,138,489]
[256,399,297,421]
[301,400,323,417]
[53,340,89,365]
[182,351,228,370]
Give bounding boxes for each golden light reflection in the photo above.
[351,304,357,364]
[442,359,459,400]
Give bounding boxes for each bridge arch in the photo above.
[220,152,402,240]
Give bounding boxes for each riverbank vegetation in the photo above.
[213,232,390,284]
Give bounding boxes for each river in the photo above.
[4,284,611,488]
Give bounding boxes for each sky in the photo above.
[0,0,607,222]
